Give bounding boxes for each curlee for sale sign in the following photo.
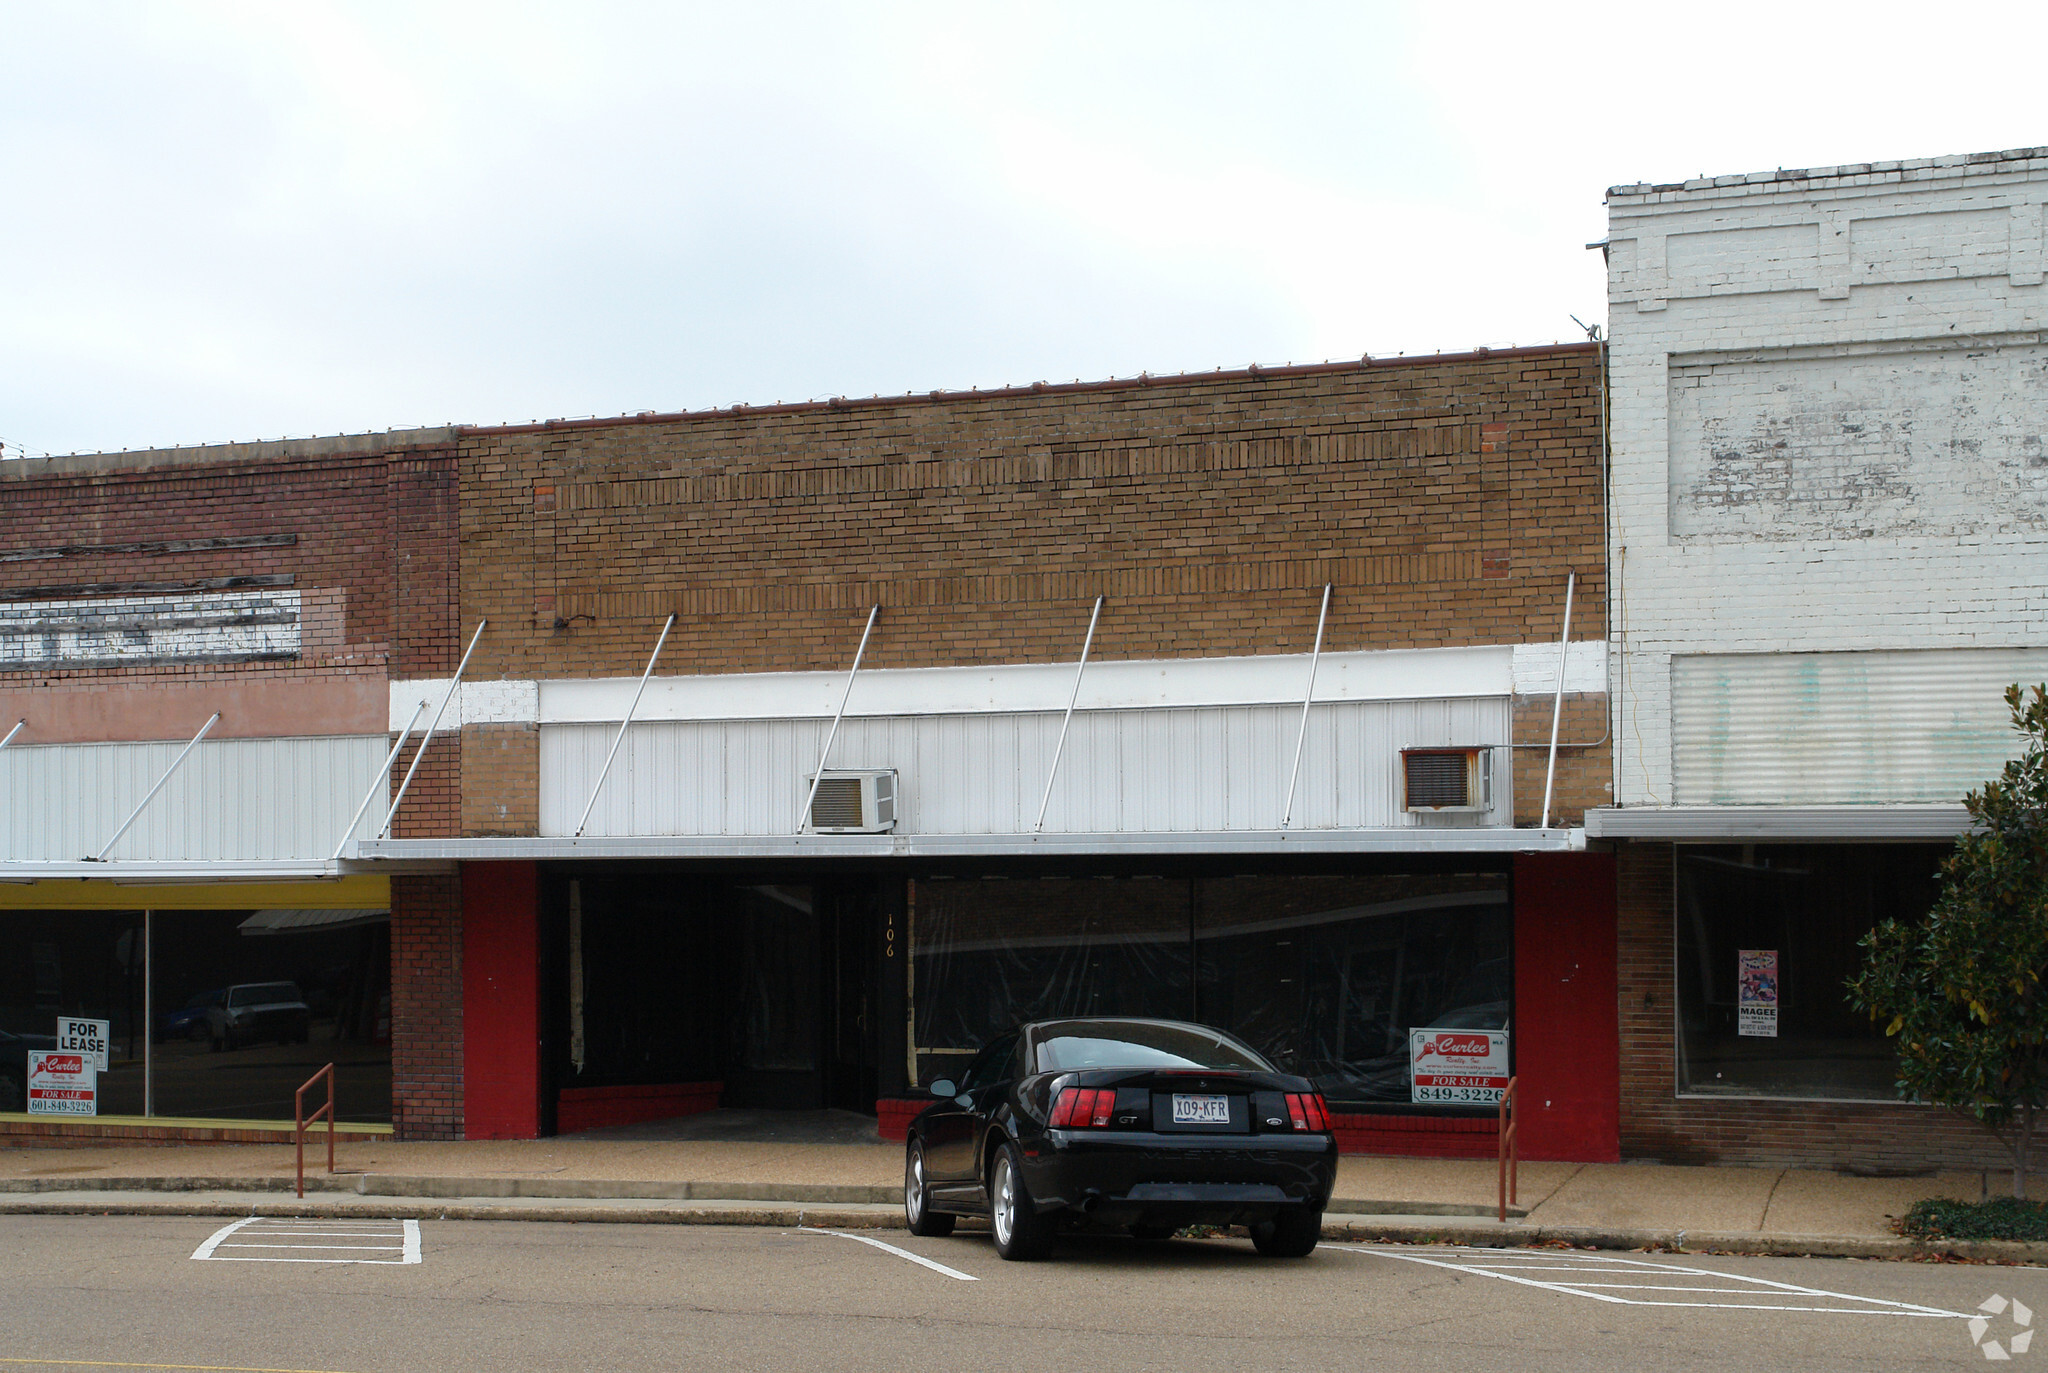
[1409,1028,1511,1105]
[27,1050,98,1117]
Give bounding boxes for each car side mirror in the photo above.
[929,1078,957,1099]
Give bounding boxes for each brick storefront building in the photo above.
[3,347,1624,1159]
[0,431,458,1128]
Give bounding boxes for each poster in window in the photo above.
[1737,949,1778,1038]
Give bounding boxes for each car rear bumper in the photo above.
[1021,1130,1336,1226]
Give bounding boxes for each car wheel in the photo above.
[210,1033,226,1054]
[903,1139,955,1237]
[1250,1207,1323,1258]
[988,1141,1052,1261]
[1129,1222,1178,1242]
[0,1071,22,1113]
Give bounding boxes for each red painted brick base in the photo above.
[556,1083,723,1134]
[877,1098,927,1142]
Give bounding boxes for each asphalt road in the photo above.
[0,1214,2037,1371]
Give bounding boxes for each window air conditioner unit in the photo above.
[1401,748,1492,814]
[806,770,898,833]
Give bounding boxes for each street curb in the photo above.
[0,1194,912,1229]
[1325,1216,2048,1266]
[0,1176,901,1205]
[5,1191,2039,1262]
[0,1176,1517,1218]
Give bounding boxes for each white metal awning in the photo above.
[1583,806,1972,841]
[354,827,1585,861]
[0,859,349,883]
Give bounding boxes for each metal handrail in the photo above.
[295,1062,336,1199]
[1497,1074,1519,1223]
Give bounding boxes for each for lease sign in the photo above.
[1410,1028,1510,1105]
[56,1017,110,1071]
[27,1051,97,1116]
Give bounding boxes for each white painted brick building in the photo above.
[1599,148,2048,826]
[1593,148,2048,1167]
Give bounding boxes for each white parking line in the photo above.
[192,1217,422,1265]
[1341,1245,1967,1318]
[797,1227,979,1281]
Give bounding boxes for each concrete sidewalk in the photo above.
[0,1123,2027,1262]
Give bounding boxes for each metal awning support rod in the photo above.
[1540,571,1577,831]
[0,719,24,752]
[331,698,429,861]
[575,613,676,838]
[94,712,220,860]
[379,619,486,839]
[797,605,879,834]
[1279,583,1333,830]
[1034,596,1104,833]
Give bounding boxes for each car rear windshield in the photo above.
[229,983,301,1007]
[1035,1021,1272,1072]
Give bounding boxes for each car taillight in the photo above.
[1051,1086,1117,1128]
[1283,1092,1331,1132]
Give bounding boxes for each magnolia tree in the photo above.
[1848,684,2048,1199]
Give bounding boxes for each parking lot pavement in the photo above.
[0,1214,2038,1371]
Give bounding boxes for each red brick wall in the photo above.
[391,872,463,1141]
[0,439,457,744]
[1616,841,2031,1171]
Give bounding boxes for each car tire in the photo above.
[1129,1222,1178,1242]
[988,1141,1053,1261]
[1251,1207,1323,1258]
[904,1139,956,1238]
[210,1034,226,1054]
[187,1022,209,1044]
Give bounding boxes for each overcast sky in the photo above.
[3,3,2045,457]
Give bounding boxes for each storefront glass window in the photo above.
[147,909,390,1123]
[1674,844,1944,1101]
[911,877,1193,1089]
[0,908,389,1123]
[1196,875,1510,1106]
[0,910,145,1114]
[909,871,1511,1109]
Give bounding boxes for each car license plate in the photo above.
[1171,1093,1230,1125]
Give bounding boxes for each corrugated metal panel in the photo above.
[540,698,1511,837]
[1672,649,2048,805]
[0,736,389,861]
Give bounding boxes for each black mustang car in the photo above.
[903,1017,1337,1260]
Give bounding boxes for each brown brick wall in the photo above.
[1615,840,2033,1172]
[458,347,1612,825]
[461,723,538,835]
[391,871,462,1141]
[1511,694,1610,825]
